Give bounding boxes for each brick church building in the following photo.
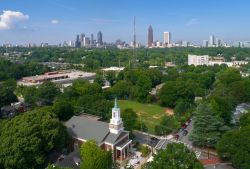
[65,98,132,161]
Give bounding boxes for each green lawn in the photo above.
[118,100,167,134]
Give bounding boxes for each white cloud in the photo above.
[51,19,60,24]
[186,18,199,26]
[0,10,29,30]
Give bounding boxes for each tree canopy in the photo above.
[216,112,250,169]
[144,143,203,169]
[189,103,228,148]
[0,109,68,169]
[80,140,112,169]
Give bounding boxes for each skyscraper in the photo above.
[90,33,94,45]
[209,35,215,46]
[97,31,103,45]
[80,33,85,48]
[203,40,208,47]
[75,34,81,48]
[216,38,222,47]
[148,25,153,47]
[163,32,171,45]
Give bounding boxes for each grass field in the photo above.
[118,100,167,134]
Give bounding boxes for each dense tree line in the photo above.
[0,109,68,169]
[17,79,113,121]
[216,112,250,169]
[0,59,50,81]
[0,79,18,107]
[2,47,250,71]
[208,68,250,125]
[106,68,163,103]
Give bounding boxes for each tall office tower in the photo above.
[75,34,81,48]
[148,25,153,47]
[216,38,222,47]
[68,41,74,47]
[209,35,215,46]
[203,40,209,47]
[83,37,90,47]
[163,32,171,45]
[80,33,85,47]
[97,31,103,45]
[90,33,94,45]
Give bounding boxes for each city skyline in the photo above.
[1,0,250,45]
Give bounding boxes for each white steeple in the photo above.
[109,97,124,134]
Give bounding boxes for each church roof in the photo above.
[104,131,128,144]
[65,115,129,145]
[65,116,109,144]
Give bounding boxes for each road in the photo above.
[179,120,193,145]
[133,130,160,147]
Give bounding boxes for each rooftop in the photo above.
[17,70,96,86]
[65,115,129,145]
[102,67,125,72]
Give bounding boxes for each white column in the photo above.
[124,148,126,159]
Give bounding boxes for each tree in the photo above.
[0,79,18,107]
[110,80,132,99]
[158,80,195,108]
[189,103,228,148]
[144,143,203,169]
[121,108,138,132]
[239,111,250,127]
[18,85,38,105]
[0,109,68,169]
[80,140,112,169]
[133,73,152,103]
[94,74,105,86]
[53,100,75,121]
[209,96,234,125]
[155,116,180,136]
[174,99,189,116]
[216,125,250,169]
[105,71,117,86]
[37,81,60,105]
[216,68,241,86]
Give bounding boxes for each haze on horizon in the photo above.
[0,0,250,45]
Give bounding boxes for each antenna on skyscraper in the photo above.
[133,16,137,68]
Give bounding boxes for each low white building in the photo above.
[17,70,96,87]
[102,67,125,72]
[188,55,209,66]
[208,61,233,67]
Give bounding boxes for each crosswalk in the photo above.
[154,137,202,159]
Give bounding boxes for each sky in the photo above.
[0,0,250,45]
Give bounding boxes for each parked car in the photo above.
[183,129,188,136]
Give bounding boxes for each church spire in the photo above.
[109,97,124,134]
[114,97,118,108]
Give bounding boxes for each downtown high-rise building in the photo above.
[163,32,171,45]
[97,31,103,45]
[148,25,153,47]
[91,33,94,45]
[203,40,209,47]
[209,35,215,46]
[80,33,85,48]
[75,34,81,48]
